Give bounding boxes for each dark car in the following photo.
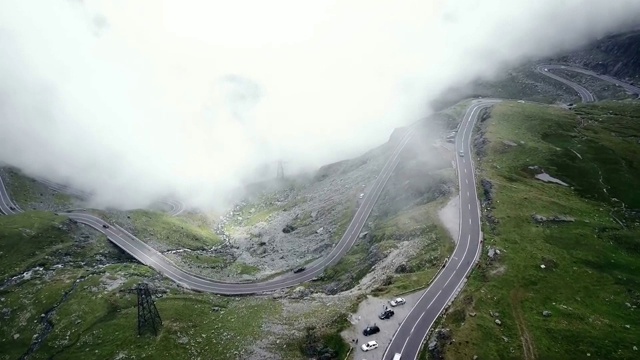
[293,267,306,274]
[102,224,109,229]
[362,325,380,336]
[9,206,15,211]
[379,309,395,320]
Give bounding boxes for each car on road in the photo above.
[102,224,109,229]
[9,206,15,211]
[459,150,464,157]
[292,267,306,273]
[379,309,395,320]
[393,353,402,360]
[362,325,380,336]
[389,297,406,307]
[361,341,379,352]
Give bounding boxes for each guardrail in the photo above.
[343,346,353,360]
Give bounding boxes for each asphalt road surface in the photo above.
[537,64,640,101]
[1,63,637,356]
[536,65,596,102]
[383,67,638,359]
[382,99,499,360]
[0,125,417,295]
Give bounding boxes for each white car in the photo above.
[390,297,406,307]
[359,193,364,199]
[459,150,464,157]
[361,341,379,352]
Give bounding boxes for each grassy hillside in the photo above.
[0,213,279,360]
[1,169,74,210]
[436,101,640,359]
[127,210,221,250]
[0,212,73,281]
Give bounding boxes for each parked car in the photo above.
[293,267,306,273]
[359,193,364,199]
[379,309,395,320]
[362,325,380,336]
[389,297,406,307]
[361,341,379,352]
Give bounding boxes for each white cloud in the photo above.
[1,0,639,209]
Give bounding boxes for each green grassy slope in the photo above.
[128,210,221,250]
[0,214,279,360]
[0,212,72,281]
[437,101,640,360]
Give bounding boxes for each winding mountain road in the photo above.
[382,66,640,360]
[0,125,417,295]
[381,99,498,360]
[2,63,639,357]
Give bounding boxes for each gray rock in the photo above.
[282,224,296,233]
[316,227,325,235]
[543,310,552,317]
[532,214,575,223]
[495,319,502,326]
[291,286,310,299]
[395,263,410,273]
[532,214,547,223]
[428,339,438,351]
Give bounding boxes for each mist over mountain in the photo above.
[1,0,640,210]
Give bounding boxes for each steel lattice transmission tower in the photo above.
[277,160,284,179]
[122,283,163,336]
[276,160,289,180]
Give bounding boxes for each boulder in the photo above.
[395,263,410,273]
[282,224,296,233]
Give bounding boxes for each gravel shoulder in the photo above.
[341,291,426,360]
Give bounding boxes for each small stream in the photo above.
[0,267,44,291]
[19,275,87,360]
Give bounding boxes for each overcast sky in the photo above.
[1,0,639,210]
